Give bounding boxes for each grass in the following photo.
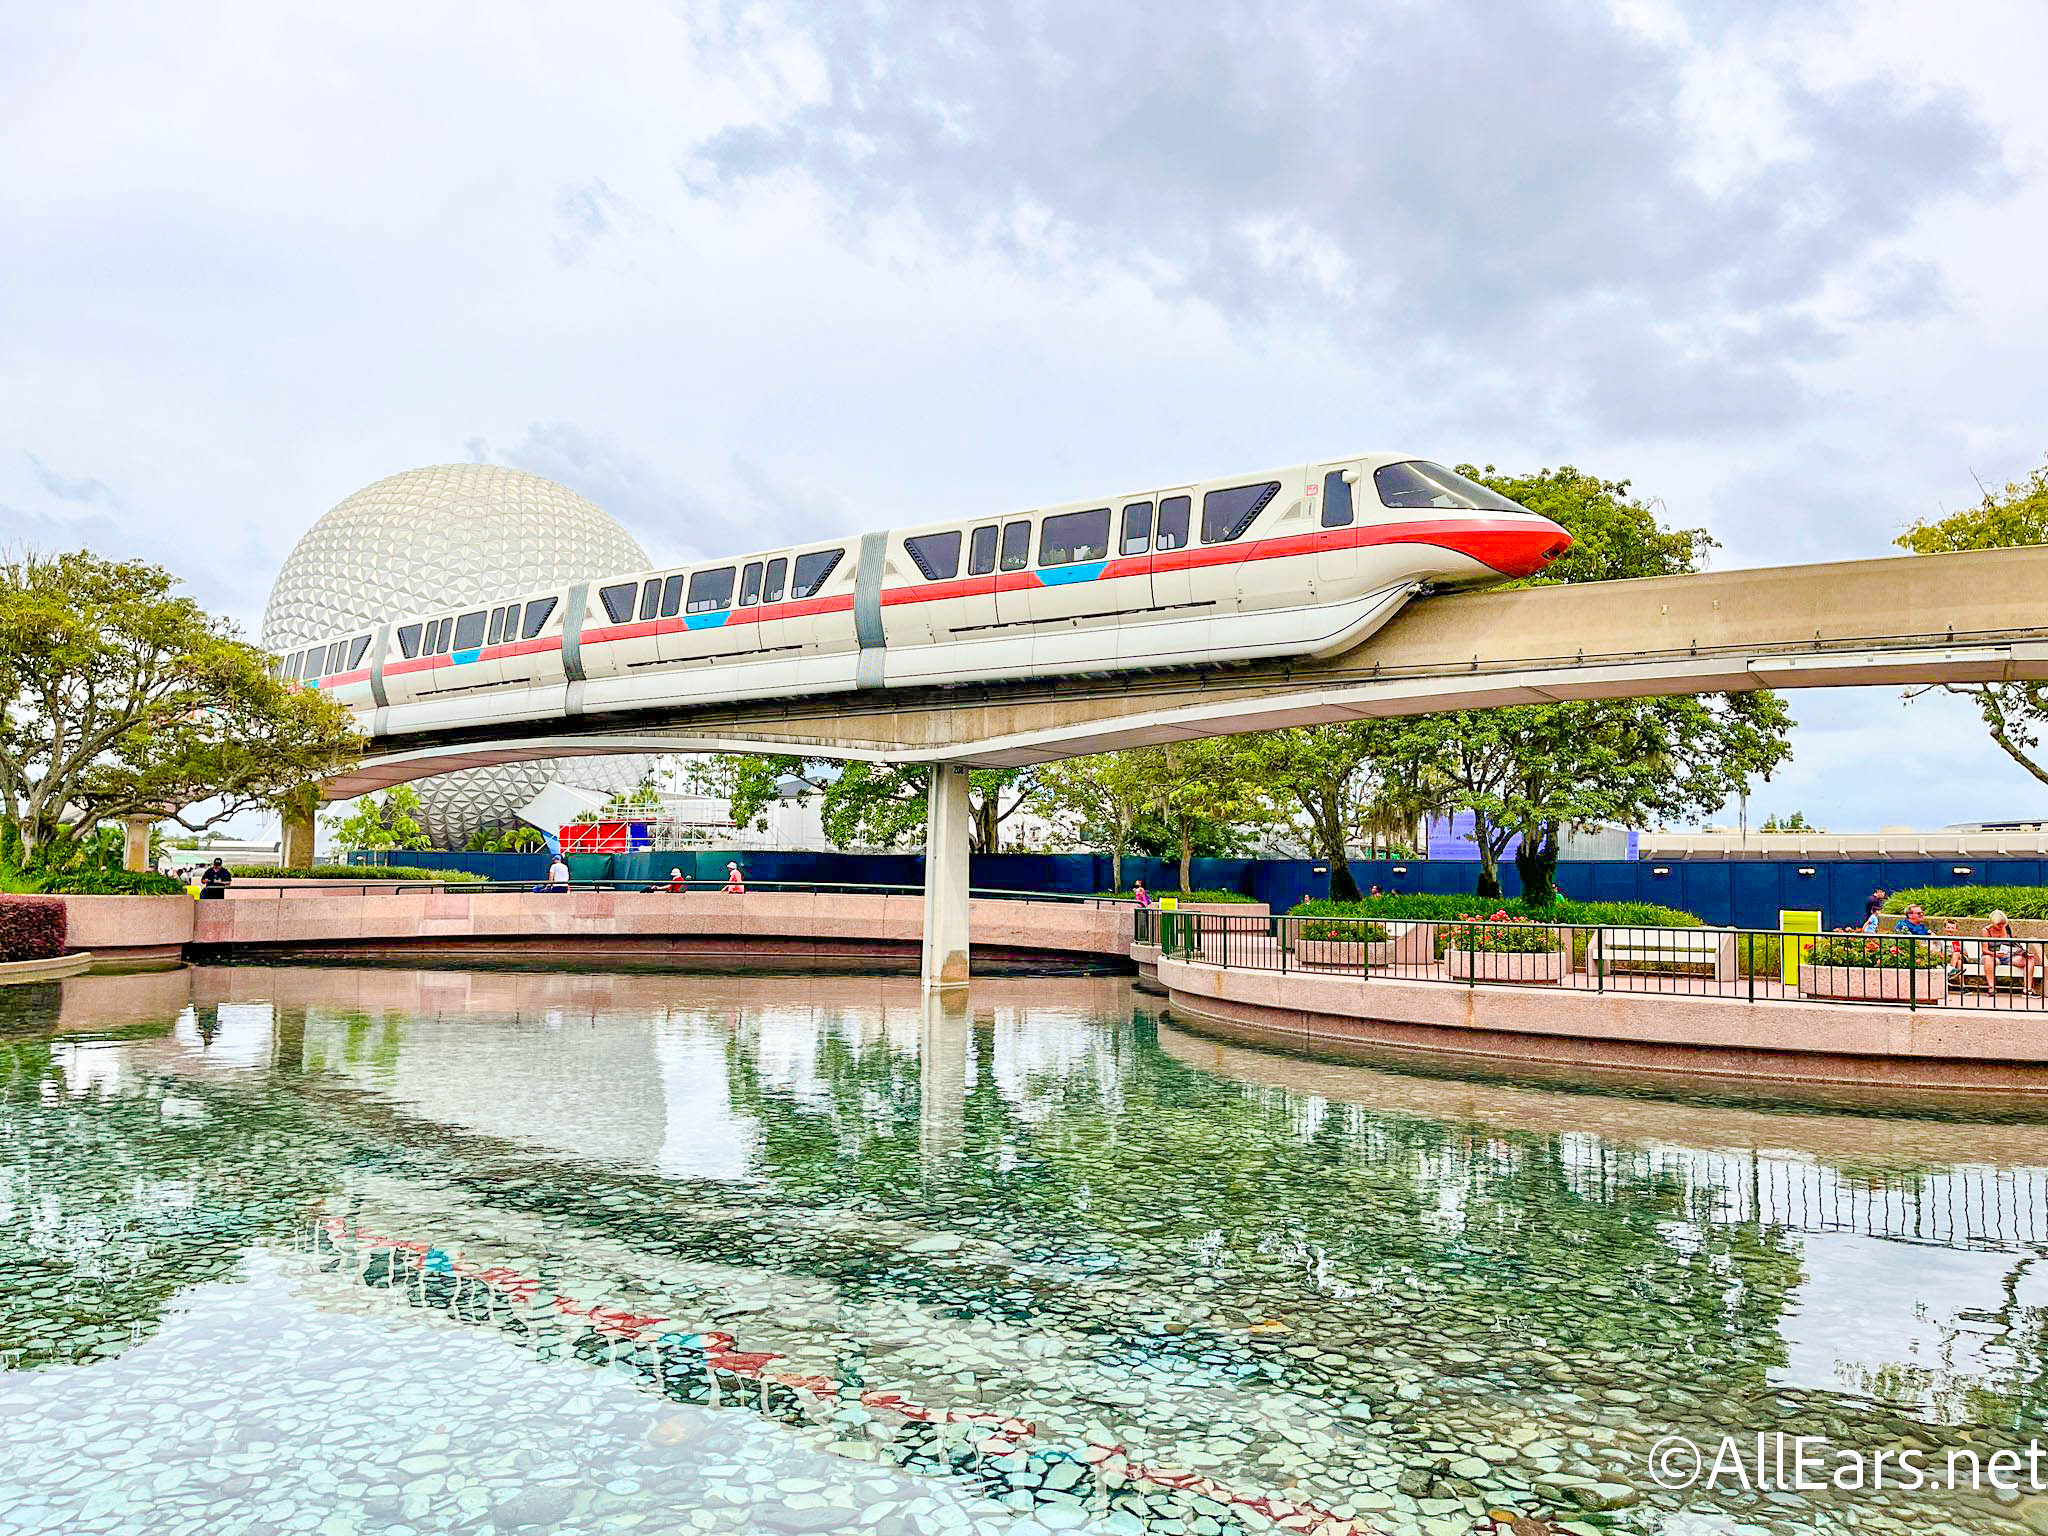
[229,864,488,882]
[1095,888,1257,904]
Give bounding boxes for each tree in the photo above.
[1145,739,1273,892]
[1235,724,1433,900]
[688,754,1038,854]
[1379,467,1794,903]
[1759,811,1822,833]
[1031,751,1157,890]
[323,785,431,853]
[1895,460,2048,786]
[0,550,362,865]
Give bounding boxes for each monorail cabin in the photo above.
[278,453,1571,739]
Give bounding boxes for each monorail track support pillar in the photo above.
[920,763,971,991]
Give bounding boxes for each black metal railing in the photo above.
[1136,910,2048,1012]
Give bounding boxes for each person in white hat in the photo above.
[722,861,745,894]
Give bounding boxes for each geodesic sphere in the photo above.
[264,463,660,847]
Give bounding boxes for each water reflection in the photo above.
[7,966,2048,1534]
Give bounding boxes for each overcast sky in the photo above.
[4,0,2045,832]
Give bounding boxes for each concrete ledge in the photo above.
[57,896,196,961]
[0,952,92,984]
[1156,956,2048,1094]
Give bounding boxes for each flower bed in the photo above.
[1799,936,1948,1002]
[1440,912,1567,983]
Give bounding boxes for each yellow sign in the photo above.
[1779,909,1822,985]
[1159,896,1178,911]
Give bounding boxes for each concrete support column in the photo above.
[918,989,970,1169]
[920,763,971,991]
[281,807,317,870]
[121,815,154,873]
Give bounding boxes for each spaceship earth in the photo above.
[263,463,659,848]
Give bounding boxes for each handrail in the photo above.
[216,878,1140,904]
[1137,910,2048,1013]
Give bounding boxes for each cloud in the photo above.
[26,452,119,506]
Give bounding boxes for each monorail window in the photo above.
[1157,496,1190,551]
[1321,470,1354,528]
[1373,460,1522,512]
[521,598,556,638]
[326,641,344,673]
[906,531,961,581]
[350,635,372,668]
[740,562,764,606]
[762,558,787,604]
[305,646,326,680]
[487,608,506,646]
[999,520,1031,572]
[597,583,634,624]
[661,574,684,618]
[687,567,735,613]
[397,624,422,658]
[791,549,843,600]
[968,526,998,576]
[639,578,661,621]
[453,611,487,651]
[1202,481,1280,544]
[1039,508,1109,566]
[1121,502,1153,555]
[435,619,454,655]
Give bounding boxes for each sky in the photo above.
[3,0,2046,833]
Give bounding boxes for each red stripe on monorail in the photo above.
[580,592,855,648]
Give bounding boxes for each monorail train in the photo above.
[272,454,1572,740]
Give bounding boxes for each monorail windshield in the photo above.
[1374,460,1525,512]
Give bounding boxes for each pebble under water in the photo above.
[7,965,2048,1536]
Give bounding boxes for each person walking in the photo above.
[1132,880,1151,908]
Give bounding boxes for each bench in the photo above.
[1588,928,1736,981]
[1949,938,2044,994]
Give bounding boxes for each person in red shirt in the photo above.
[722,862,745,894]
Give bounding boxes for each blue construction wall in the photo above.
[350,850,2048,932]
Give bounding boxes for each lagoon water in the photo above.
[6,965,2048,1535]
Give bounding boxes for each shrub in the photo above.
[0,896,67,961]
[228,865,487,883]
[1440,912,1564,954]
[1096,889,1255,904]
[1882,886,2048,920]
[24,869,186,896]
[1298,917,1392,943]
[1291,895,1701,928]
[1807,935,1947,968]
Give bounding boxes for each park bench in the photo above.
[1587,927,1735,981]
[1948,937,2044,995]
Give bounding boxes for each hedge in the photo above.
[0,896,66,961]
[228,865,487,883]
[17,869,186,896]
[1096,889,1256,904]
[1290,895,1703,928]
[1882,886,2048,920]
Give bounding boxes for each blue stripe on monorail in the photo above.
[453,647,482,665]
[1037,560,1109,587]
[685,612,729,630]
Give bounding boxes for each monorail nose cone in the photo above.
[1483,515,1573,579]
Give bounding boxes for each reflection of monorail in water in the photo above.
[268,456,1572,739]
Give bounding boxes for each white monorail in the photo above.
[274,454,1573,739]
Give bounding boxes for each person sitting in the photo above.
[534,855,570,893]
[1892,904,1932,937]
[1980,909,2038,996]
[644,867,687,893]
[721,861,745,894]
[198,857,233,900]
[1131,880,1150,908]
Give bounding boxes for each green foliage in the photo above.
[6,868,186,895]
[1290,894,1703,927]
[229,864,486,882]
[1895,461,2048,788]
[1760,811,1822,832]
[1296,916,1391,943]
[1883,886,2048,919]
[689,755,1038,854]
[1033,754,1158,887]
[321,785,431,852]
[1094,888,1255,904]
[464,825,545,852]
[1808,935,1945,968]
[0,549,362,862]
[1234,723,1425,900]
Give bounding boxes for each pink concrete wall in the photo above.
[1157,955,2048,1091]
[58,896,195,957]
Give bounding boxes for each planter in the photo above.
[1799,964,1949,1004]
[1295,937,1398,970]
[1447,945,1568,985]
